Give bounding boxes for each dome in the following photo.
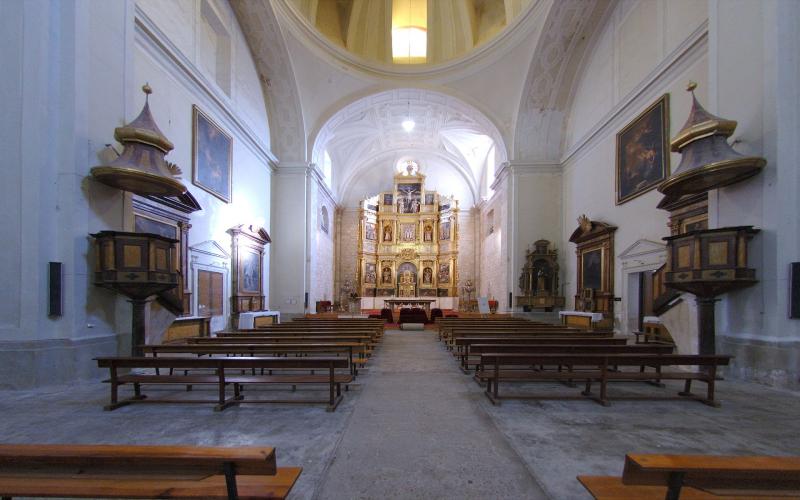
[283,0,535,68]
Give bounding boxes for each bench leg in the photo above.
[678,379,693,396]
[598,364,610,406]
[703,366,721,407]
[666,471,685,500]
[223,461,239,500]
[581,379,592,396]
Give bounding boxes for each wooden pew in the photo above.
[478,353,731,406]
[579,453,800,499]
[453,336,628,370]
[96,356,351,411]
[443,327,600,349]
[470,343,674,375]
[143,342,367,376]
[0,443,301,500]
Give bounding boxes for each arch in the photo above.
[231,0,306,162]
[312,88,508,207]
[512,0,611,161]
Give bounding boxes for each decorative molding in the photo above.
[506,161,562,175]
[189,240,231,260]
[561,21,709,168]
[230,0,306,163]
[134,6,277,170]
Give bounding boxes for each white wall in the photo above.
[0,0,273,388]
[479,181,509,307]
[559,0,708,328]
[556,0,800,388]
[308,175,335,308]
[134,0,273,333]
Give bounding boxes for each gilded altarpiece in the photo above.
[356,165,459,298]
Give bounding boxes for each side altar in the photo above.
[356,162,459,305]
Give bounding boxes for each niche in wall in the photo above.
[198,0,232,96]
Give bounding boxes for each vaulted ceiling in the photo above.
[231,0,612,206]
[312,88,507,206]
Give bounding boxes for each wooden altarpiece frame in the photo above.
[228,224,271,314]
[569,215,617,318]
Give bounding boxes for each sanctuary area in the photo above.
[2,0,800,499]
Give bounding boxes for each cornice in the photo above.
[506,161,562,175]
[134,7,277,171]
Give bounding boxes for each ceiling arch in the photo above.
[231,0,306,163]
[312,88,507,206]
[512,0,611,162]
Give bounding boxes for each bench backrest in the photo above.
[623,453,800,494]
[479,353,732,366]
[470,344,674,355]
[0,444,277,476]
[455,337,627,346]
[97,356,349,370]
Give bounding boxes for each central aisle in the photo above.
[316,329,547,499]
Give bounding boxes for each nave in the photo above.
[3,327,800,499]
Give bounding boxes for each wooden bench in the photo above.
[453,336,629,370]
[0,443,301,500]
[478,353,731,406]
[144,342,367,376]
[579,453,800,499]
[469,343,674,374]
[96,356,351,412]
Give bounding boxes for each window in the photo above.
[392,0,427,64]
[487,209,495,236]
[322,150,332,187]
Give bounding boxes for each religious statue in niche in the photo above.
[438,263,450,283]
[425,193,435,205]
[423,225,433,242]
[440,222,451,240]
[381,266,392,284]
[401,224,416,241]
[423,267,432,284]
[365,222,376,241]
[396,183,422,213]
[516,239,565,311]
[364,263,376,284]
[383,224,392,242]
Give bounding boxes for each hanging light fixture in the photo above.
[401,101,415,132]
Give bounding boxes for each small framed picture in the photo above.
[193,105,233,203]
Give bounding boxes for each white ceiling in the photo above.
[312,89,507,207]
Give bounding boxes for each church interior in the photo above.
[2,0,800,498]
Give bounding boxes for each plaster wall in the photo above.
[510,169,563,303]
[559,0,709,329]
[133,0,273,333]
[457,210,477,291]
[309,178,335,307]
[479,184,509,307]
[0,0,273,388]
[709,0,800,388]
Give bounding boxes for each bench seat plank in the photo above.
[577,475,752,500]
[0,467,301,499]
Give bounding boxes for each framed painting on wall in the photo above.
[239,248,261,294]
[193,105,233,203]
[616,94,670,205]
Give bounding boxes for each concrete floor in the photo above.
[1,329,799,499]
